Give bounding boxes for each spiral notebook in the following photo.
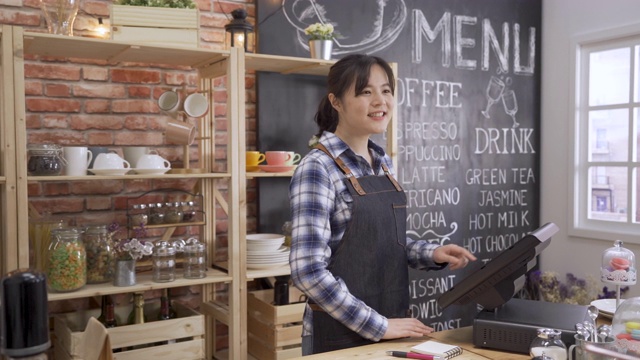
[410,340,463,359]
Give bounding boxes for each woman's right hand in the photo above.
[382,318,434,339]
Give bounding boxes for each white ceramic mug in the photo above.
[165,119,196,145]
[158,90,181,116]
[284,151,302,166]
[136,153,171,169]
[92,152,131,170]
[184,93,209,118]
[123,146,149,168]
[63,146,93,176]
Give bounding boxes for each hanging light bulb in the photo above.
[224,8,254,52]
[95,17,109,38]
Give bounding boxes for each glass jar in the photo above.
[601,240,637,286]
[46,227,86,292]
[152,241,176,282]
[27,144,66,176]
[129,204,149,227]
[83,225,115,284]
[181,201,197,222]
[611,296,640,356]
[29,218,65,271]
[529,328,567,360]
[164,202,183,224]
[148,202,165,225]
[184,238,206,279]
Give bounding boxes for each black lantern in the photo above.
[225,8,254,53]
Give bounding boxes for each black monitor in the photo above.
[438,222,559,310]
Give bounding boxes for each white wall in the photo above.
[541,0,640,298]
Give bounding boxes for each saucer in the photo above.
[89,168,131,176]
[258,165,296,173]
[132,168,171,175]
[591,298,624,315]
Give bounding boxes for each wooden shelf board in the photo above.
[246,171,295,179]
[22,31,229,68]
[245,52,334,76]
[47,268,231,301]
[27,172,231,181]
[0,176,5,183]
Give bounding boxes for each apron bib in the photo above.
[311,145,410,354]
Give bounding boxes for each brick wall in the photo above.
[0,0,257,352]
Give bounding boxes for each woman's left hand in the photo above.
[433,244,477,270]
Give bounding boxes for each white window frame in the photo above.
[569,23,640,244]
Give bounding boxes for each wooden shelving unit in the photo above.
[0,25,396,359]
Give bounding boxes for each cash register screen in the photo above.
[438,222,559,310]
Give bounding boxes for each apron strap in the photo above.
[315,144,366,196]
[381,163,403,192]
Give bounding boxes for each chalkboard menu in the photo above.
[256,0,542,329]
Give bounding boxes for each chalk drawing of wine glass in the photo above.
[501,89,519,128]
[481,76,505,119]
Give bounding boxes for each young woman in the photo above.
[288,54,477,355]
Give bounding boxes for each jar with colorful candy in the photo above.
[46,227,86,292]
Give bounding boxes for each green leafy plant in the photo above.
[116,0,196,9]
[304,22,335,41]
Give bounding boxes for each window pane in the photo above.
[589,166,628,222]
[589,47,630,106]
[635,167,640,223]
[589,109,629,161]
[636,45,640,103]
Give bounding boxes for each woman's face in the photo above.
[331,64,394,139]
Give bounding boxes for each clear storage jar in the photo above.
[46,227,86,292]
[83,224,115,284]
[164,202,183,223]
[530,328,567,360]
[184,239,207,279]
[152,241,176,282]
[27,144,66,176]
[148,202,165,225]
[129,204,149,227]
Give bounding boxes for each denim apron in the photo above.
[310,144,410,354]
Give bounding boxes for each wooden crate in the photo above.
[53,301,204,360]
[110,5,199,48]
[247,288,305,360]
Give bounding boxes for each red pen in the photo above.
[386,351,444,360]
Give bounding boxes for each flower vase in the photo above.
[113,259,136,287]
[309,40,333,60]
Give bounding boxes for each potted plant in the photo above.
[109,222,154,286]
[110,0,200,47]
[304,22,336,60]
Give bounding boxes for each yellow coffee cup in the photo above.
[246,151,266,168]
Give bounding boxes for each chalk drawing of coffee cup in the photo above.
[282,0,407,55]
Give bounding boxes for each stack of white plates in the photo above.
[246,234,290,269]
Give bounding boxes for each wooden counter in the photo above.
[295,326,530,359]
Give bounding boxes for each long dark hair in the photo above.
[314,54,395,136]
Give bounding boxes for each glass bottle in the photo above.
[84,224,115,284]
[127,292,147,325]
[274,275,290,305]
[529,328,567,360]
[148,202,165,225]
[97,295,118,328]
[46,227,86,292]
[152,241,176,282]
[27,144,66,176]
[157,288,177,320]
[184,239,207,279]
